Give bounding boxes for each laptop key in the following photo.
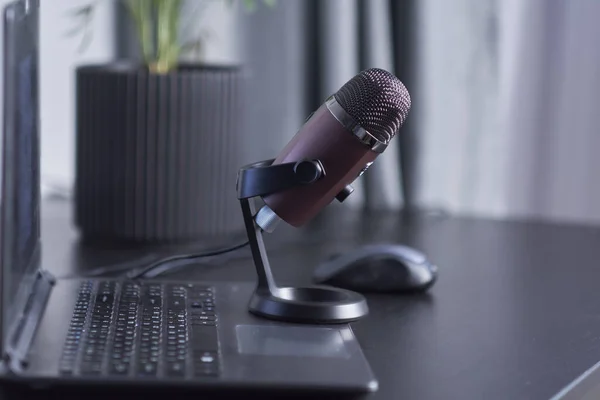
[163,284,188,378]
[139,363,157,376]
[187,287,220,377]
[111,362,128,375]
[109,282,139,377]
[193,351,219,377]
[59,282,94,375]
[63,282,219,379]
[166,361,186,378]
[136,283,162,377]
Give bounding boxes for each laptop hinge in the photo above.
[4,270,55,372]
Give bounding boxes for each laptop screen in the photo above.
[1,0,40,342]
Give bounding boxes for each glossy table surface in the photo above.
[6,199,600,399]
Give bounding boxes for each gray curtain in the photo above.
[415,0,600,225]
[238,0,417,211]
[503,0,600,225]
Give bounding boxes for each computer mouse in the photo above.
[312,244,438,293]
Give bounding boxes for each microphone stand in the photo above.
[236,159,368,324]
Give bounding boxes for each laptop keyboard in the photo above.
[59,281,219,379]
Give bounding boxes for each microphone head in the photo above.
[334,68,411,144]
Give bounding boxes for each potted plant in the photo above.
[70,0,274,244]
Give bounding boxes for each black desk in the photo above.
[23,200,600,398]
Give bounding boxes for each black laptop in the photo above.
[0,0,377,395]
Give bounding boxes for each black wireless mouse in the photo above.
[312,244,438,293]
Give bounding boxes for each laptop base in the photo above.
[3,279,377,395]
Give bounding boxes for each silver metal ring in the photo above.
[255,205,281,233]
[325,96,388,153]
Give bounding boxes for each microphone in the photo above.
[256,68,411,232]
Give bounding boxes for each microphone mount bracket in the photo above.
[236,159,368,324]
[236,158,324,199]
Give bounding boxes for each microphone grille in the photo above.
[334,68,411,143]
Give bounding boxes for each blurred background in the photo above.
[7,0,600,242]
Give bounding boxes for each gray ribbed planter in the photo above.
[74,63,244,243]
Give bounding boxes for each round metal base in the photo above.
[248,285,369,324]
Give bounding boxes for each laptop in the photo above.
[0,0,377,395]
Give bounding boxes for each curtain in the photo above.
[416,0,600,225]
[503,0,600,225]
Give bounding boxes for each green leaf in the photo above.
[243,0,257,12]
[239,0,277,12]
[124,0,155,65]
[154,0,182,73]
[69,0,276,71]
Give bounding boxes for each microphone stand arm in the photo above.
[236,159,368,324]
[236,159,323,294]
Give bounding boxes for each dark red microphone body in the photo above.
[257,68,411,230]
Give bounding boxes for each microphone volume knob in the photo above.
[335,185,354,203]
[294,160,325,184]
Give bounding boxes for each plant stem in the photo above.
[155,0,181,73]
[125,0,154,67]
[74,0,277,73]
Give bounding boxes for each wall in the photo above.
[39,0,115,194]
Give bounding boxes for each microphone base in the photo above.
[237,159,369,325]
[248,286,368,324]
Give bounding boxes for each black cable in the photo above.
[75,253,159,279]
[125,240,250,280]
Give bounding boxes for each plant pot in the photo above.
[74,63,245,244]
